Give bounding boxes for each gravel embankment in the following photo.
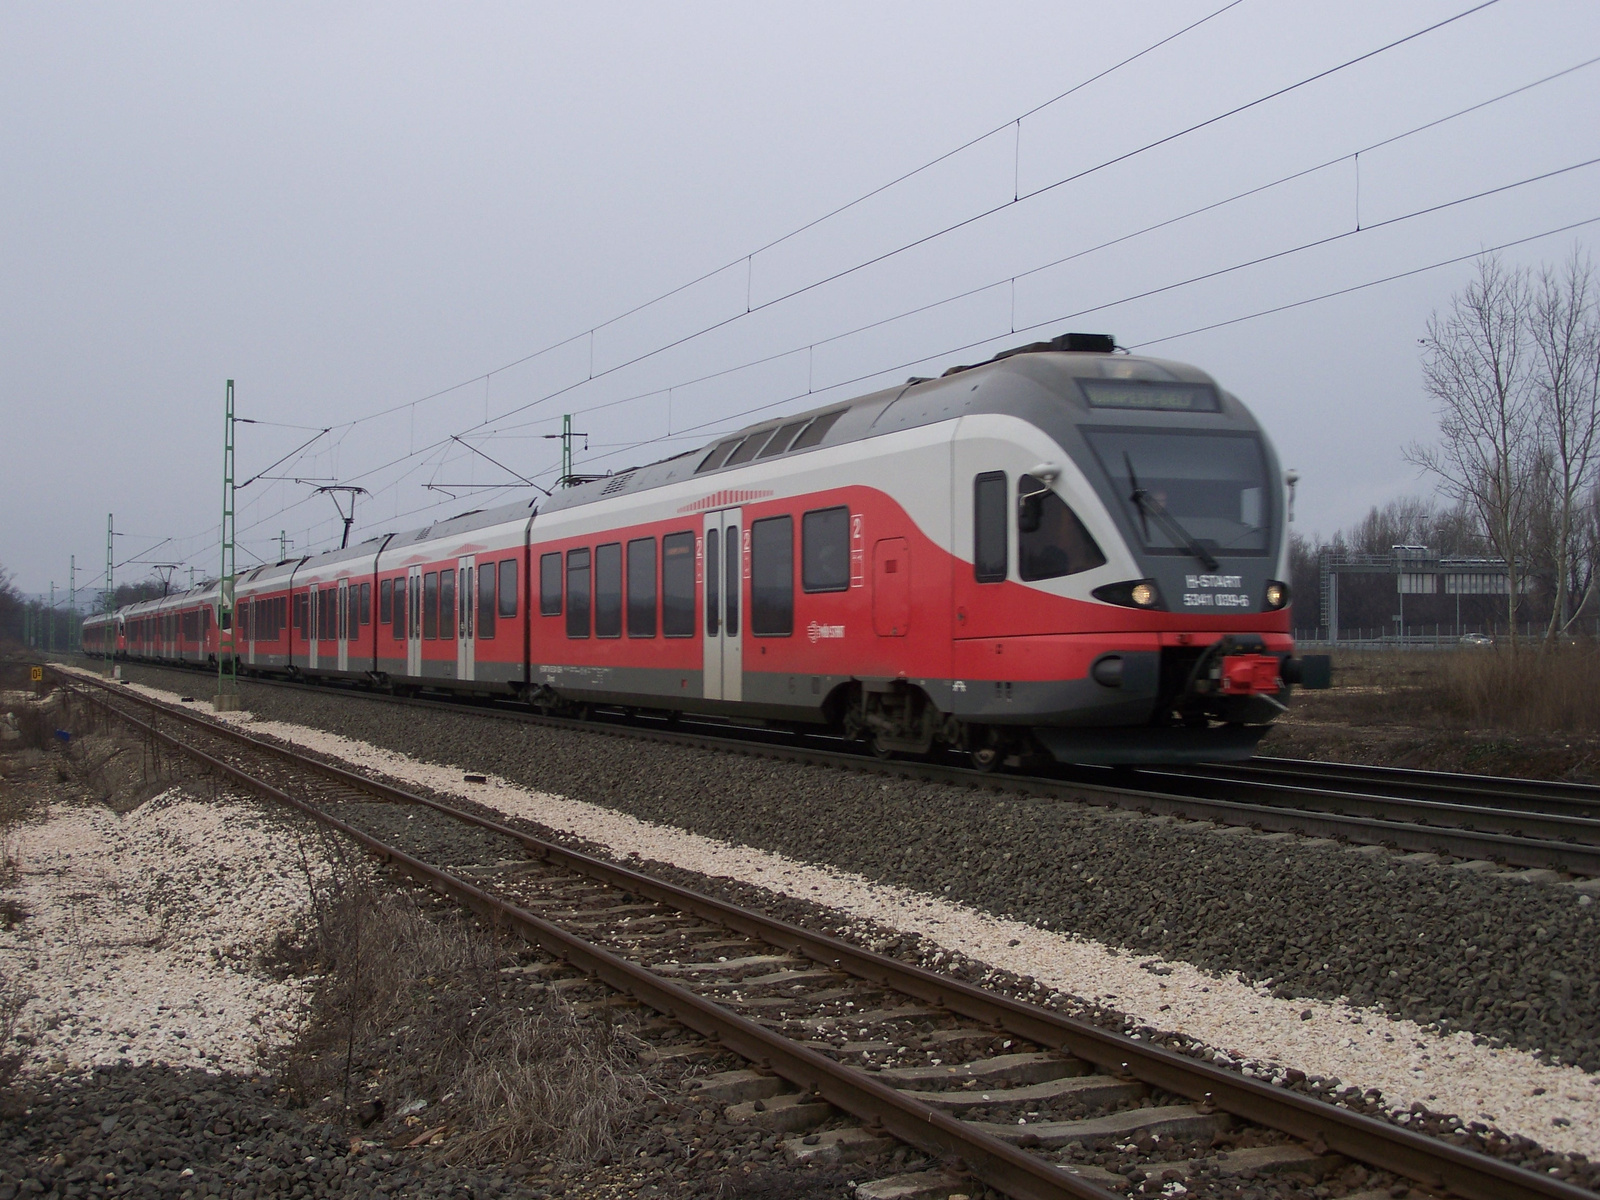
[118,665,1600,1077]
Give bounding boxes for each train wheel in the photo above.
[969,727,1006,773]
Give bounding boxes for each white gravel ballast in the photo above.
[1,781,317,1076]
[92,672,1600,1156]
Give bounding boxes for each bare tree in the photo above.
[1407,254,1537,644]
[1528,249,1600,641]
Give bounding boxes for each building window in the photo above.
[662,532,694,637]
[594,543,622,638]
[974,472,1007,582]
[540,553,561,616]
[751,516,793,636]
[566,548,590,638]
[627,537,656,638]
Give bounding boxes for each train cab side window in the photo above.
[751,515,794,636]
[627,538,656,638]
[566,549,590,638]
[423,572,439,640]
[498,558,518,620]
[477,562,496,640]
[440,569,456,640]
[661,532,695,637]
[594,543,622,638]
[380,579,393,625]
[392,579,405,640]
[801,507,849,593]
[1017,475,1107,581]
[974,472,1008,582]
[540,553,562,616]
[360,582,371,625]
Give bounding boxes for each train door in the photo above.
[457,555,475,682]
[873,538,911,637]
[701,508,743,702]
[308,588,320,670]
[337,579,350,671]
[246,598,256,666]
[406,566,422,677]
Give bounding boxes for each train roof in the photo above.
[538,334,1225,515]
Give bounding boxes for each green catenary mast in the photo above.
[216,380,239,710]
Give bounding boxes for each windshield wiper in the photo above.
[1123,452,1219,571]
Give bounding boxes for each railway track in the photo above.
[52,668,1595,1200]
[72,658,1600,879]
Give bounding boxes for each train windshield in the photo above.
[1085,429,1271,556]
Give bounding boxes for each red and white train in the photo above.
[84,333,1327,766]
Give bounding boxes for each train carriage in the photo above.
[83,334,1325,765]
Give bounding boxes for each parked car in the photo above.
[1458,633,1494,647]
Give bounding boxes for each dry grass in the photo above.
[1429,644,1600,734]
[0,966,30,1099]
[1303,646,1600,735]
[278,870,647,1165]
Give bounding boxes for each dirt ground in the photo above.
[1258,649,1600,782]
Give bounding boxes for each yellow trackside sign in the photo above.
[30,666,43,682]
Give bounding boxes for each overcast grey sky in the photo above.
[4,1,1598,598]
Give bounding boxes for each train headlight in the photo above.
[1264,580,1290,610]
[1092,579,1165,610]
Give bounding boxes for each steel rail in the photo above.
[1183,757,1600,817]
[57,669,1595,1200]
[1121,767,1600,845]
[66,660,1600,875]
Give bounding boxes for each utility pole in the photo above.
[70,555,76,653]
[279,530,288,561]
[543,414,590,488]
[49,581,55,654]
[104,513,114,675]
[216,379,240,711]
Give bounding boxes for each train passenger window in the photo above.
[460,569,472,638]
[724,527,739,637]
[627,537,656,638]
[723,436,763,469]
[704,527,720,636]
[477,562,496,639]
[751,516,793,636]
[661,532,695,637]
[566,549,590,638]
[696,438,743,473]
[540,553,562,616]
[594,543,622,638]
[295,592,307,638]
[802,507,849,592]
[360,582,371,625]
[423,572,439,640]
[757,419,810,458]
[380,579,393,625]
[498,558,518,619]
[440,569,456,640]
[974,472,1008,583]
[789,409,845,451]
[392,579,405,640]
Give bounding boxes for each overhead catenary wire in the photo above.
[136,2,1575,571]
